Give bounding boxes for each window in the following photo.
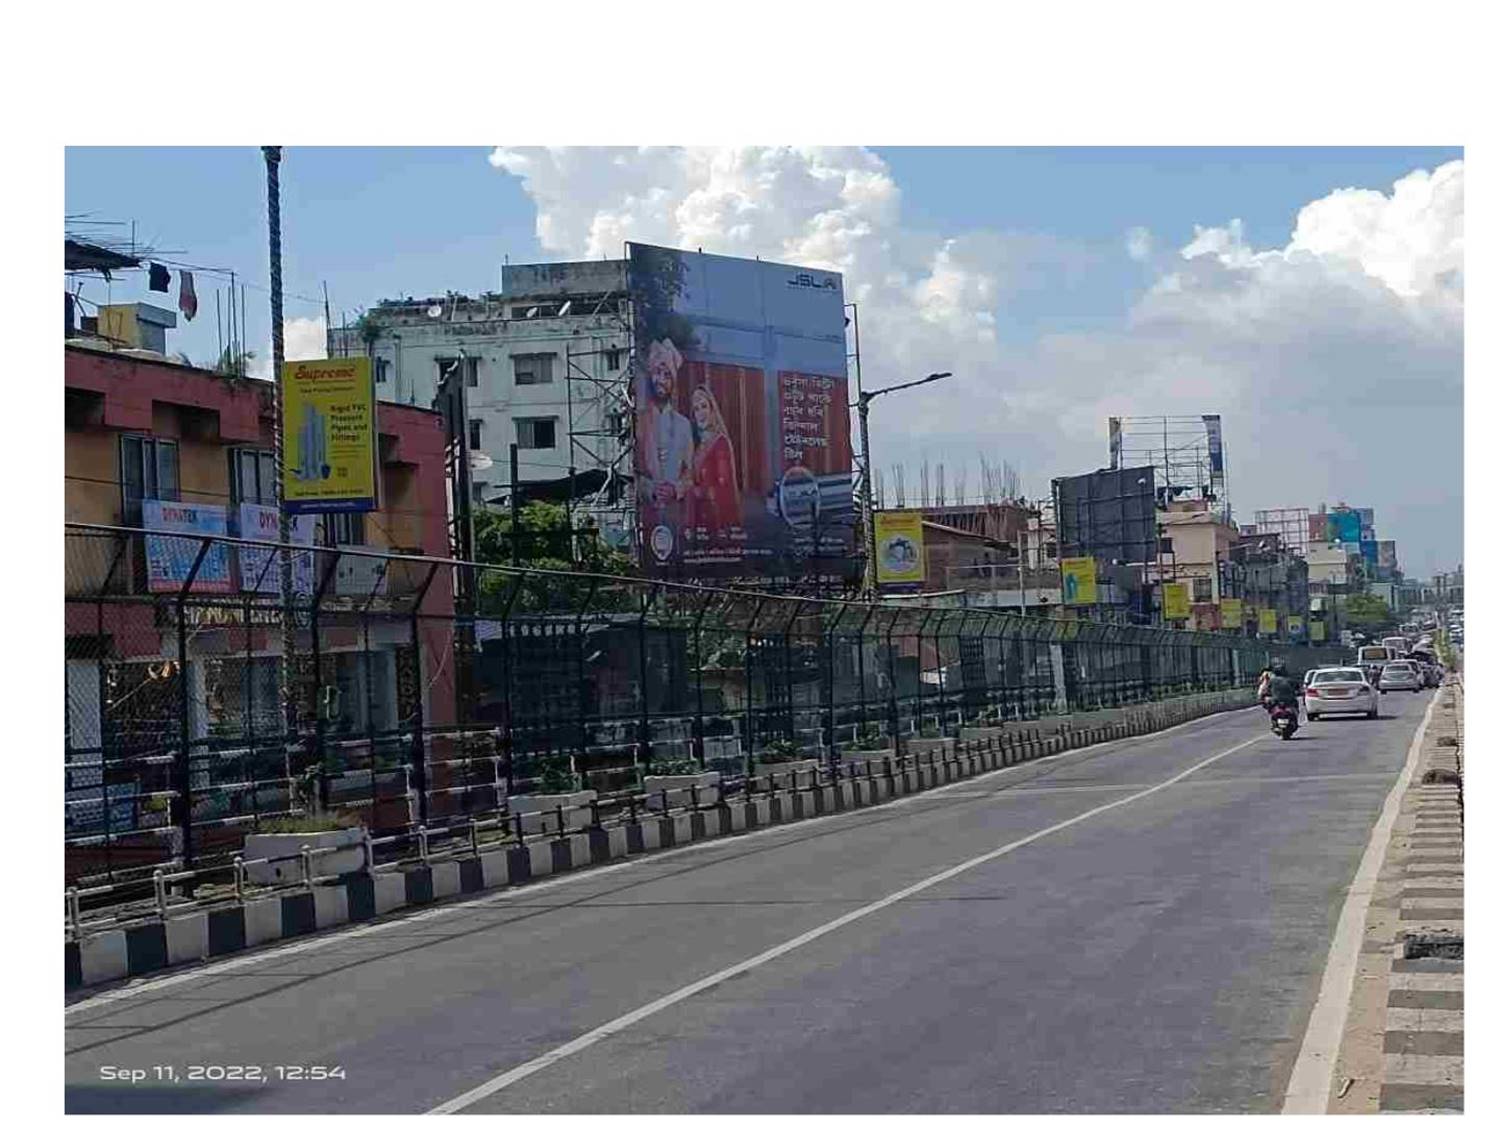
[468,419,483,450]
[436,355,479,389]
[605,348,622,372]
[229,448,277,505]
[120,435,180,523]
[515,416,557,450]
[1192,577,1213,603]
[374,357,390,384]
[512,353,555,385]
[321,512,365,546]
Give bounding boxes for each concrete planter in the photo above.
[242,826,369,886]
[753,759,823,787]
[840,749,895,770]
[644,771,720,811]
[958,725,1006,743]
[507,790,598,834]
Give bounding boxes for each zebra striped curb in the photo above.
[66,687,1254,992]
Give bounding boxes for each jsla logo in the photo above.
[787,272,837,290]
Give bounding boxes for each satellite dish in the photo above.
[427,304,443,319]
[469,452,494,472]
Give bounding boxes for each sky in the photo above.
[64,146,1463,577]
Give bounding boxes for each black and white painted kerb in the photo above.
[66,688,1255,992]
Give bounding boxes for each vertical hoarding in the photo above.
[1202,414,1224,493]
[629,244,853,577]
[1060,557,1097,605]
[1288,614,1305,638]
[1328,509,1361,544]
[1163,582,1190,620]
[142,500,233,593]
[1220,597,1243,630]
[873,510,926,587]
[281,357,377,514]
[1108,417,1122,471]
[1309,620,1327,643]
[1258,608,1280,637]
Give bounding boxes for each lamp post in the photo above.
[856,372,953,597]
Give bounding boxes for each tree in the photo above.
[472,501,637,613]
[1342,592,1396,634]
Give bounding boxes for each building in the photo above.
[1230,530,1311,641]
[327,261,631,513]
[64,339,458,848]
[1152,499,1240,629]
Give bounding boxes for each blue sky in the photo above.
[65,146,1463,575]
[65,145,1458,364]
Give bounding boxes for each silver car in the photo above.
[1305,668,1378,720]
[1379,661,1423,693]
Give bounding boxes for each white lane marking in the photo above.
[1281,689,1441,1113]
[66,701,1260,1018]
[427,731,1267,1114]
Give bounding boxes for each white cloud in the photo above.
[490,148,1463,575]
[248,316,327,379]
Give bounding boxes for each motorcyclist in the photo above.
[1266,659,1299,712]
[1256,664,1275,708]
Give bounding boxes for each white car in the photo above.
[1379,661,1423,693]
[1305,668,1379,720]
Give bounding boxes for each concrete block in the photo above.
[78,929,128,985]
[243,896,284,947]
[164,912,209,966]
[569,833,592,868]
[526,839,554,877]
[479,849,510,888]
[429,862,461,901]
[373,871,408,915]
[312,885,349,929]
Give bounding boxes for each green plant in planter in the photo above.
[849,732,884,754]
[256,810,361,834]
[756,739,804,764]
[648,758,706,776]
[536,760,580,794]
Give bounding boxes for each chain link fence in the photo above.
[65,522,1344,896]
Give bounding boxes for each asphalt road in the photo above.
[65,690,1432,1114]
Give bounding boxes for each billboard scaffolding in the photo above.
[1252,508,1310,557]
[1108,414,1229,523]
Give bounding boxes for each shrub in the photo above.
[756,739,804,764]
[535,760,580,794]
[647,758,707,776]
[255,811,361,834]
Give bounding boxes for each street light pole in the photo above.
[856,372,953,599]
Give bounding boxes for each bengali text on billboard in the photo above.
[281,357,377,515]
[629,244,853,577]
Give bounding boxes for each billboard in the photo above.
[1060,557,1097,605]
[1163,582,1190,620]
[281,357,377,515]
[1288,614,1305,637]
[1053,466,1158,565]
[1309,620,1327,643]
[236,504,317,596]
[1203,414,1224,490]
[142,501,233,593]
[1328,509,1361,543]
[1377,540,1398,571]
[1220,597,1243,629]
[1360,540,1379,566]
[1258,608,1280,636]
[873,511,926,587]
[628,244,853,577]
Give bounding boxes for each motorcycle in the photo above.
[1270,701,1299,740]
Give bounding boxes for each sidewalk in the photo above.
[1327,678,1463,1115]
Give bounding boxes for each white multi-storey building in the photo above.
[328,260,632,508]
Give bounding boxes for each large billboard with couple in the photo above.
[629,243,856,579]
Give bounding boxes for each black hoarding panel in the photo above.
[1053,467,1158,565]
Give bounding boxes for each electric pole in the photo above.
[263,145,297,741]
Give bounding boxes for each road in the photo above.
[65,691,1432,1114]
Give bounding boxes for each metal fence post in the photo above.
[408,562,442,829]
[174,538,212,874]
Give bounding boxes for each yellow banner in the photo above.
[1060,557,1097,606]
[1163,582,1190,620]
[1288,614,1305,636]
[1220,597,1243,629]
[1309,620,1326,642]
[1258,608,1279,636]
[874,510,926,586]
[281,357,377,514]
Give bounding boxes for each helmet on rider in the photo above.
[1270,658,1288,676]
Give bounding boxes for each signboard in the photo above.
[1203,414,1225,488]
[1258,608,1280,636]
[281,357,377,514]
[1288,614,1305,637]
[1309,620,1327,643]
[142,500,233,593]
[628,243,853,577]
[1053,466,1158,565]
[236,503,317,596]
[1328,510,1361,544]
[1220,597,1243,630]
[1163,582,1190,620]
[1060,557,1097,605]
[873,511,926,587]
